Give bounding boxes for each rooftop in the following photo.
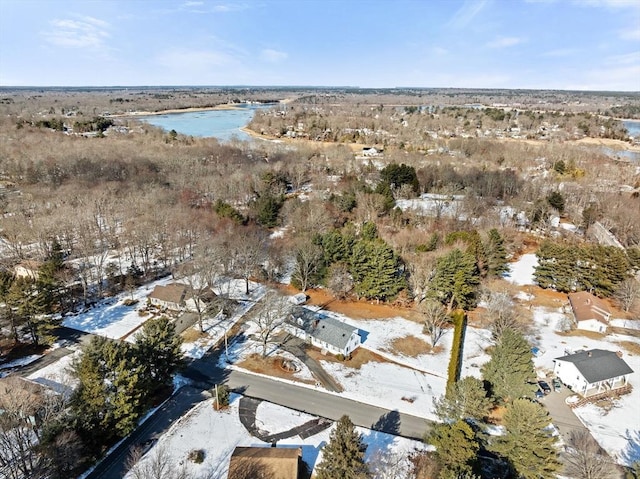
[289,306,358,351]
[568,291,610,325]
[555,349,634,383]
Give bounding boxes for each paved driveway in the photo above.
[539,387,588,442]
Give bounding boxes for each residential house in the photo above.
[568,291,611,333]
[147,283,215,312]
[553,349,633,397]
[228,446,302,479]
[286,306,363,357]
[13,260,42,280]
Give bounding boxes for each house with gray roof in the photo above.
[285,307,363,357]
[553,349,633,397]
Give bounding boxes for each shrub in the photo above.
[123,298,138,307]
[336,353,345,361]
[446,310,467,395]
[188,449,205,464]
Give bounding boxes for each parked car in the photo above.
[538,380,552,395]
[535,388,545,399]
[552,378,562,392]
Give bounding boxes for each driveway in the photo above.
[539,387,589,442]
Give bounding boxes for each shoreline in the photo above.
[112,103,245,118]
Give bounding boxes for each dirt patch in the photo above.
[387,335,441,357]
[525,286,568,308]
[237,353,315,385]
[556,329,607,342]
[615,340,640,356]
[486,405,507,425]
[305,288,422,322]
[181,328,208,342]
[307,346,384,370]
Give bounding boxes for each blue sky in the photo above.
[0,0,638,90]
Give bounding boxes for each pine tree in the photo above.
[434,376,492,422]
[428,249,480,311]
[134,316,184,393]
[350,239,405,301]
[485,229,508,277]
[71,337,146,451]
[481,328,536,402]
[428,419,479,477]
[491,398,561,479]
[315,415,370,479]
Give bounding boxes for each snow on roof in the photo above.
[554,349,634,383]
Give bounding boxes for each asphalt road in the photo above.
[227,369,432,440]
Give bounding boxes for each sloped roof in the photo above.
[148,283,188,305]
[555,349,634,383]
[228,446,301,479]
[568,291,610,325]
[290,307,358,351]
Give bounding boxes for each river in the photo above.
[134,103,273,142]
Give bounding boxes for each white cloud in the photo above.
[620,26,640,40]
[605,51,640,65]
[260,49,288,63]
[575,0,640,8]
[42,15,110,49]
[183,1,204,6]
[446,0,489,29]
[486,36,524,48]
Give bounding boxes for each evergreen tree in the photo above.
[485,229,508,277]
[71,337,146,451]
[491,398,561,479]
[315,415,370,479]
[434,376,492,422]
[350,239,405,301]
[379,163,420,193]
[428,419,479,477]
[134,316,184,394]
[547,191,565,213]
[482,328,536,402]
[428,249,480,311]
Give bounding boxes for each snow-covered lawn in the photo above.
[62,276,175,340]
[125,394,426,478]
[27,351,79,396]
[504,253,538,285]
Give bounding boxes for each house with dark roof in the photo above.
[147,283,215,312]
[553,349,633,397]
[568,291,611,333]
[286,306,363,357]
[227,446,302,479]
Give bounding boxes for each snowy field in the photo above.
[27,351,79,396]
[125,394,427,479]
[503,253,538,285]
[396,194,465,219]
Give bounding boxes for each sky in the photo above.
[0,0,639,91]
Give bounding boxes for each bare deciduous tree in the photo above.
[615,278,640,313]
[482,290,523,340]
[125,444,189,479]
[327,262,354,300]
[564,430,619,479]
[251,292,291,358]
[421,300,450,347]
[291,239,322,292]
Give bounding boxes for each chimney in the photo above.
[587,351,592,357]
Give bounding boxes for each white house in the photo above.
[568,291,611,333]
[285,307,363,357]
[553,349,633,397]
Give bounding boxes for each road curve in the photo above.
[227,369,432,440]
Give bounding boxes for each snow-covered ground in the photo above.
[27,351,79,396]
[62,276,175,340]
[125,394,427,479]
[396,193,465,219]
[504,253,538,285]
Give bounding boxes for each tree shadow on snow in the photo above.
[621,429,640,466]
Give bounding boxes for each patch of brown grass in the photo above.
[615,340,640,356]
[387,335,441,357]
[307,346,384,369]
[236,354,315,384]
[556,329,607,341]
[526,286,568,308]
[487,405,507,425]
[181,328,208,342]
